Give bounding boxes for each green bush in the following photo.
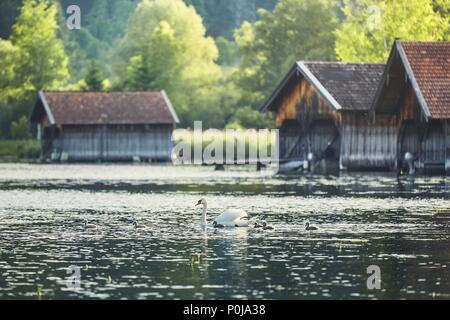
[10,116,32,139]
[16,140,40,159]
[0,139,40,160]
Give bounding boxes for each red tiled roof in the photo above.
[38,91,179,125]
[400,41,450,119]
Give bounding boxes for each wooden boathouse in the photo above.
[260,62,392,171]
[30,91,179,162]
[370,40,450,175]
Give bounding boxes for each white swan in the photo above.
[196,198,249,227]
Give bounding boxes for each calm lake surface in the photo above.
[0,163,449,300]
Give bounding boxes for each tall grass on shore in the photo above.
[172,129,277,164]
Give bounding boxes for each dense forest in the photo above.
[1,0,277,73]
[0,0,448,139]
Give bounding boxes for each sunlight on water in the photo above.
[0,164,449,299]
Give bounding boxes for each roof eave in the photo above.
[368,43,397,122]
[260,62,301,113]
[297,62,343,111]
[161,90,180,124]
[396,41,432,121]
[259,62,344,114]
[32,91,56,125]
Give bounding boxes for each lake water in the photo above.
[0,163,449,300]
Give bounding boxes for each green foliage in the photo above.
[57,10,110,82]
[335,0,448,62]
[0,39,23,103]
[1,0,449,137]
[10,116,31,139]
[83,0,140,43]
[11,0,70,92]
[17,139,40,159]
[0,0,69,138]
[185,0,278,38]
[123,55,156,91]
[0,139,40,160]
[228,106,274,129]
[233,0,338,113]
[0,0,22,38]
[83,60,105,91]
[115,0,221,126]
[433,0,450,40]
[216,36,238,65]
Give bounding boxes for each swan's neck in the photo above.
[201,203,207,226]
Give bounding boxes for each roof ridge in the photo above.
[298,61,386,65]
[42,91,163,94]
[398,40,450,44]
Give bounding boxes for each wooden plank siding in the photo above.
[276,79,341,163]
[261,62,388,172]
[30,91,179,163]
[384,82,448,173]
[341,114,397,170]
[446,120,450,172]
[271,75,398,170]
[50,125,173,162]
[370,41,450,175]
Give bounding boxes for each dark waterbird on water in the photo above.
[212,221,225,229]
[262,221,274,230]
[133,220,146,229]
[253,221,274,230]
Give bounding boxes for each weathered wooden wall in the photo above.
[421,121,446,171]
[276,79,341,162]
[340,113,398,170]
[279,120,303,160]
[445,120,450,173]
[275,76,449,174]
[395,85,449,173]
[44,124,173,162]
[274,78,397,170]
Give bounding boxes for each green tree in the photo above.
[0,39,23,102]
[84,0,140,43]
[233,0,338,113]
[185,0,278,38]
[11,0,69,92]
[115,0,221,126]
[336,0,447,62]
[83,60,105,91]
[0,0,69,138]
[10,116,31,139]
[0,0,22,38]
[124,54,157,91]
[433,0,450,40]
[216,36,238,65]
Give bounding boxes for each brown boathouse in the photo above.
[261,62,391,171]
[30,91,179,162]
[370,40,450,174]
